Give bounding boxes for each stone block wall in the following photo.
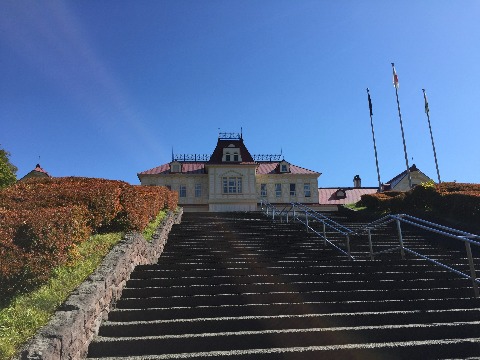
[17,209,183,360]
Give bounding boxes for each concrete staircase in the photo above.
[87,212,480,359]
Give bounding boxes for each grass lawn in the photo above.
[0,232,123,359]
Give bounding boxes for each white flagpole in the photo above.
[392,63,412,189]
[367,88,382,192]
[422,89,441,183]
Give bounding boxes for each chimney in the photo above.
[353,175,361,188]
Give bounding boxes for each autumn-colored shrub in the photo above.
[166,189,179,211]
[118,186,168,231]
[0,177,178,298]
[0,177,127,231]
[439,192,480,224]
[360,191,405,212]
[360,181,480,228]
[436,182,480,194]
[0,206,91,295]
[0,177,178,233]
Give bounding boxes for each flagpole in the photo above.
[422,89,441,183]
[367,88,382,192]
[392,62,412,189]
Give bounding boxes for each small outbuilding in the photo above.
[19,164,51,181]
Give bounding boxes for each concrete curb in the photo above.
[16,209,183,360]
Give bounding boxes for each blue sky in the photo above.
[1,1,479,187]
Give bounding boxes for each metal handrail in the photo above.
[259,201,480,298]
[259,200,355,260]
[354,213,480,298]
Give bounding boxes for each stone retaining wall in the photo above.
[17,209,183,360]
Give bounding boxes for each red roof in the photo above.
[318,187,377,205]
[138,161,318,176]
[139,163,205,175]
[256,162,319,175]
[33,164,50,176]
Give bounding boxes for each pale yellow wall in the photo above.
[256,174,319,204]
[139,165,320,211]
[139,174,209,205]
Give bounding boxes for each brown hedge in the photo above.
[0,177,178,297]
[0,177,126,230]
[0,177,178,232]
[360,182,480,226]
[119,185,168,231]
[0,206,91,294]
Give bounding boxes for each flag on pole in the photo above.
[367,89,373,116]
[423,89,429,114]
[392,64,399,89]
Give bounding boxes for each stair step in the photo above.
[107,297,480,322]
[87,211,480,359]
[99,308,480,337]
[87,322,480,358]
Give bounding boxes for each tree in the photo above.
[0,145,17,189]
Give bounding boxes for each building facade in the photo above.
[138,133,320,212]
[382,164,433,192]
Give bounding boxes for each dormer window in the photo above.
[335,189,347,199]
[170,161,181,173]
[222,145,242,162]
[279,160,290,173]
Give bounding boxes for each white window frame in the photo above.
[260,183,267,197]
[304,183,311,197]
[275,183,282,198]
[290,183,296,196]
[195,183,202,197]
[222,176,243,194]
[171,163,181,173]
[179,184,187,198]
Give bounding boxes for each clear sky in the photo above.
[1,1,479,187]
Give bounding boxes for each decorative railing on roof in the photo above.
[253,154,283,162]
[172,154,210,162]
[218,132,242,140]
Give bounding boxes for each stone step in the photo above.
[99,308,480,337]
[87,322,480,358]
[126,270,463,287]
[114,287,474,309]
[107,297,480,322]
[87,211,480,359]
[120,278,471,299]
[84,337,480,360]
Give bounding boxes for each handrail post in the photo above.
[464,241,480,298]
[396,219,405,259]
[305,210,309,232]
[323,222,327,246]
[286,210,289,223]
[346,234,351,258]
[368,228,374,260]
